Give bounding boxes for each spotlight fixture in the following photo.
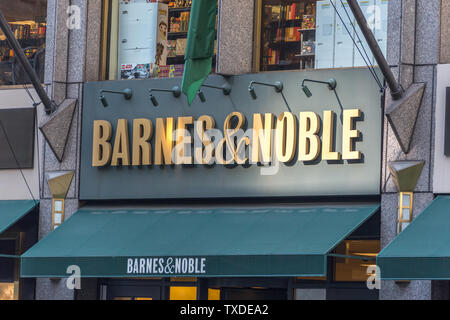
[148,86,181,107]
[301,78,343,115]
[99,88,133,107]
[196,83,232,103]
[150,94,159,107]
[301,78,337,98]
[302,85,312,98]
[100,95,108,107]
[248,81,283,100]
[249,87,257,100]
[198,90,207,103]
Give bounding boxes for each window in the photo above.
[101,0,217,81]
[255,0,388,72]
[169,286,197,300]
[0,283,16,300]
[333,240,379,282]
[0,0,47,86]
[0,239,18,300]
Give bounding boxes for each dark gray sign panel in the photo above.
[80,69,382,200]
[445,87,450,156]
[0,107,35,169]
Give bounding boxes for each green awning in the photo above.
[21,204,379,278]
[377,196,450,280]
[0,200,38,235]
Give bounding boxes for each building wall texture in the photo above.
[381,0,445,300]
[37,0,100,300]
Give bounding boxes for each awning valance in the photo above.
[377,196,450,280]
[0,200,38,235]
[21,204,379,278]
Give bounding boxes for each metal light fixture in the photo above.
[302,85,313,98]
[248,81,283,100]
[100,95,108,107]
[197,83,232,103]
[46,171,74,230]
[148,86,181,107]
[388,161,425,234]
[99,88,133,107]
[301,78,337,98]
[301,78,344,116]
[198,90,207,103]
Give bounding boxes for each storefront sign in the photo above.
[80,69,382,199]
[92,109,363,168]
[127,257,207,276]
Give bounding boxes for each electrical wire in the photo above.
[338,0,384,88]
[0,118,37,203]
[331,0,383,89]
[329,0,384,90]
[35,109,42,199]
[23,85,41,108]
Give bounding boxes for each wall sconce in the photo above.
[99,88,133,107]
[388,161,425,234]
[301,78,337,98]
[198,90,206,103]
[198,83,231,102]
[301,78,344,116]
[248,81,283,100]
[148,86,181,107]
[46,171,74,230]
[197,83,232,103]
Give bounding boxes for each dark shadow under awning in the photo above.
[21,204,379,278]
[0,200,38,235]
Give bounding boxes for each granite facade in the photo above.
[36,0,92,300]
[216,0,254,75]
[381,0,448,300]
[439,0,450,63]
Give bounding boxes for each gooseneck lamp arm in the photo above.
[148,86,182,97]
[148,86,181,107]
[301,78,343,115]
[301,79,337,91]
[100,88,133,100]
[248,81,284,100]
[248,81,284,93]
[201,83,232,95]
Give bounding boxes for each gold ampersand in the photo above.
[216,112,248,165]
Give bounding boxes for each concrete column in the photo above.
[381,0,440,300]
[37,0,102,300]
[439,0,450,64]
[216,0,254,75]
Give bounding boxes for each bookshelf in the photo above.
[166,4,190,67]
[165,2,217,72]
[0,22,46,62]
[261,0,316,71]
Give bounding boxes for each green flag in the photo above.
[181,0,217,105]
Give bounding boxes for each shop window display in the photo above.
[333,240,380,282]
[102,0,217,81]
[0,239,18,301]
[258,0,388,72]
[0,0,47,86]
